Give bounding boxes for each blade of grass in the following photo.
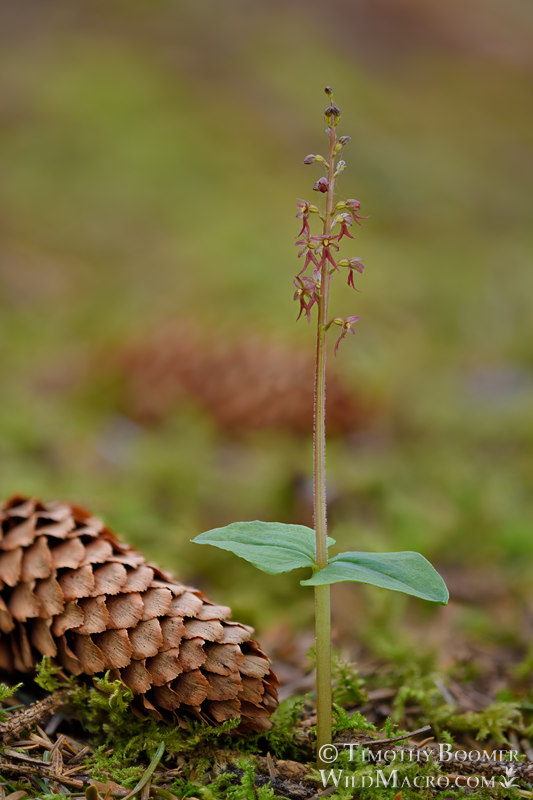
[122,743,165,800]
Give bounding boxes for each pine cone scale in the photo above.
[51,538,85,570]
[52,600,84,636]
[178,637,206,671]
[0,549,23,585]
[122,660,151,694]
[31,618,56,656]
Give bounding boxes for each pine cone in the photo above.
[0,496,278,731]
[115,325,371,435]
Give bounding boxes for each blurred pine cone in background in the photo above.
[0,496,278,731]
[114,324,373,435]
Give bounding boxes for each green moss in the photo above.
[0,682,23,720]
[34,656,69,692]
[332,705,376,737]
[70,673,135,739]
[331,652,367,708]
[264,693,311,760]
[391,664,443,724]
[86,747,148,788]
[436,702,523,744]
[200,758,282,800]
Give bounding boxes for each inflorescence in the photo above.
[293,87,368,355]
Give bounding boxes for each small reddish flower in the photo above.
[293,275,320,323]
[313,177,329,193]
[296,199,310,216]
[296,199,311,237]
[338,257,365,289]
[296,199,319,237]
[345,198,369,227]
[332,212,354,241]
[332,315,360,355]
[295,237,320,275]
[311,234,339,271]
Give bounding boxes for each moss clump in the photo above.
[436,701,523,744]
[34,655,73,693]
[0,681,23,720]
[331,652,367,708]
[264,694,310,760]
[199,758,281,800]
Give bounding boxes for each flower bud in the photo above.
[303,154,326,165]
[313,177,329,193]
[325,104,341,127]
[339,135,351,146]
[334,160,346,177]
[325,105,341,120]
[324,86,333,96]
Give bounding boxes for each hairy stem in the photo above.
[314,119,337,763]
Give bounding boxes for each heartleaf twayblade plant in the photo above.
[193,87,448,765]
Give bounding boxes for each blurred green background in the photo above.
[1,1,532,656]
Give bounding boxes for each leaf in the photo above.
[192,521,335,575]
[301,550,449,604]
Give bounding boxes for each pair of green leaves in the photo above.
[192,521,448,604]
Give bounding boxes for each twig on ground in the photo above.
[0,691,69,744]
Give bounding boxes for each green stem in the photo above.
[314,118,337,765]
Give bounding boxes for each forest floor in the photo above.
[0,623,531,800]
